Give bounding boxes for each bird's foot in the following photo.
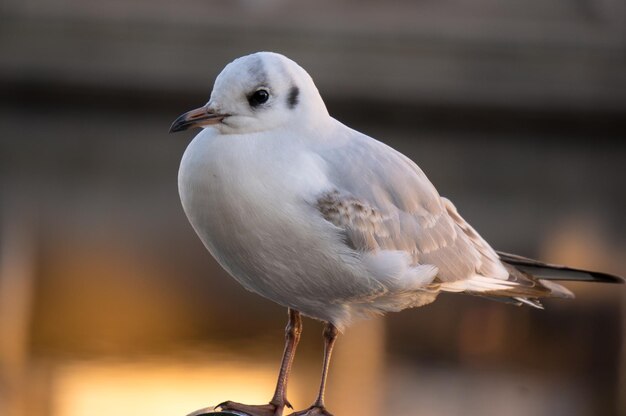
[206,400,287,416]
[287,405,333,416]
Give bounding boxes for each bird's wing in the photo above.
[314,128,508,284]
[496,251,624,283]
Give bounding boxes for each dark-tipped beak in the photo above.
[169,105,228,133]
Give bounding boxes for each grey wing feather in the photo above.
[497,251,624,284]
[312,125,620,306]
[314,128,506,283]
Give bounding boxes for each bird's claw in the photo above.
[287,405,333,416]
[214,401,229,411]
[212,400,284,416]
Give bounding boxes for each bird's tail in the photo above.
[496,251,624,284]
[486,251,624,309]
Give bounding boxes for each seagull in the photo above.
[170,52,623,416]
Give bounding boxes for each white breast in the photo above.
[177,129,373,325]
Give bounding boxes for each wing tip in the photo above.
[496,251,625,284]
[585,270,625,284]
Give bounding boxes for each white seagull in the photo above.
[170,52,623,416]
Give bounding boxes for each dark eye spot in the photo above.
[248,89,269,107]
[287,86,299,109]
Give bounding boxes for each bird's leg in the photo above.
[270,308,303,409]
[288,323,338,416]
[214,309,303,416]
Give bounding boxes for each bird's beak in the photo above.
[169,105,228,133]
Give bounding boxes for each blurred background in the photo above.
[1,1,625,415]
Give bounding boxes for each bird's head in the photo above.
[170,52,329,135]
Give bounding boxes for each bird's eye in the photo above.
[249,89,270,107]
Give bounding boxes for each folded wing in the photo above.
[314,127,607,309]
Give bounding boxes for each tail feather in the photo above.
[478,295,544,309]
[443,252,622,309]
[513,297,545,309]
[496,251,624,284]
[469,251,622,308]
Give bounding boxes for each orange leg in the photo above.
[205,309,302,416]
[288,323,338,416]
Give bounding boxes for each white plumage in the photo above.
[172,51,620,416]
[176,52,570,331]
